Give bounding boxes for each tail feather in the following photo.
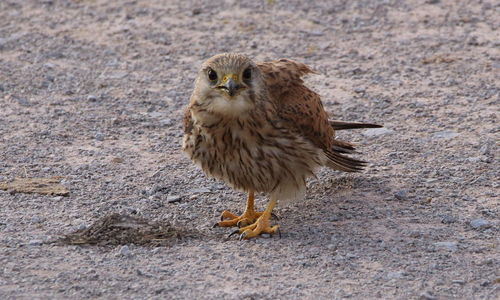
[332,140,356,154]
[329,120,382,131]
[325,120,381,172]
[324,149,366,172]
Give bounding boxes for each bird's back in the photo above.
[257,58,373,172]
[257,59,335,151]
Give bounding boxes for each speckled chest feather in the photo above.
[182,107,324,201]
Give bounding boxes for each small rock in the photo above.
[159,118,173,126]
[326,244,337,250]
[119,245,132,257]
[30,216,45,224]
[28,239,43,246]
[469,218,490,230]
[327,215,339,222]
[434,241,458,252]
[8,95,31,106]
[167,195,182,203]
[441,215,457,224]
[394,190,408,200]
[362,128,394,138]
[420,291,436,300]
[95,132,105,141]
[87,95,97,101]
[192,8,202,15]
[43,62,56,69]
[466,157,481,163]
[479,144,490,155]
[432,130,459,139]
[189,187,211,194]
[480,280,490,287]
[386,271,404,279]
[111,157,124,163]
[354,87,365,94]
[77,224,87,231]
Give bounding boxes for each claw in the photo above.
[277,227,282,239]
[228,229,240,239]
[212,223,219,228]
[238,232,246,241]
[271,212,280,220]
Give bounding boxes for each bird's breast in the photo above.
[182,118,323,197]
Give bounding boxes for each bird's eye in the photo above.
[207,68,217,81]
[242,68,252,80]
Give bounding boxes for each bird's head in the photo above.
[192,53,263,117]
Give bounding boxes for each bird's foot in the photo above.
[214,209,263,228]
[229,214,279,240]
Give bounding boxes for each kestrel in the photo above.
[183,53,381,240]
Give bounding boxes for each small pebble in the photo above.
[30,216,45,224]
[95,132,105,141]
[354,87,365,94]
[167,195,182,203]
[420,291,436,300]
[434,241,458,252]
[362,128,394,137]
[432,130,459,139]
[469,219,490,230]
[189,187,211,194]
[441,215,457,224]
[394,190,408,200]
[119,245,132,257]
[28,240,43,246]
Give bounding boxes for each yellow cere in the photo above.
[221,73,239,83]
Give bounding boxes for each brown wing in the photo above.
[257,59,333,149]
[257,59,366,172]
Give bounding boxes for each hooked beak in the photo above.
[217,74,244,98]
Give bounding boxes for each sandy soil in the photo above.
[0,0,498,299]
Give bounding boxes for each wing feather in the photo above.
[258,59,373,172]
[257,59,334,150]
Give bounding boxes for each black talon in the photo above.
[238,233,246,241]
[212,223,220,228]
[228,229,240,239]
[278,227,282,239]
[271,212,280,220]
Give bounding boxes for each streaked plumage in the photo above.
[183,53,381,239]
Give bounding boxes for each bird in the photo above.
[182,53,381,240]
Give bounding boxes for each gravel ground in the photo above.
[0,0,498,299]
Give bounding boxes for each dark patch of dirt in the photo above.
[58,213,196,247]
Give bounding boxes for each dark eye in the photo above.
[242,68,252,80]
[207,68,217,81]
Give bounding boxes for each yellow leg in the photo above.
[215,191,263,228]
[236,196,279,240]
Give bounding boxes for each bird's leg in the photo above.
[236,195,279,240]
[215,191,263,228]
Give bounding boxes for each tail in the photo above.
[329,120,382,131]
[324,149,366,172]
[324,120,382,172]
